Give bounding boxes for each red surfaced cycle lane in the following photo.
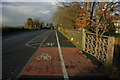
[21,47,63,76]
[61,47,102,76]
[20,47,103,78]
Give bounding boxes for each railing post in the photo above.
[82,29,86,51]
[106,37,115,64]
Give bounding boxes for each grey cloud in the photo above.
[0,3,2,26]
[2,0,62,2]
[2,2,57,26]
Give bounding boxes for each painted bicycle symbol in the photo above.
[37,53,52,60]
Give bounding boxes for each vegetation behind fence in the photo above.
[58,27,83,50]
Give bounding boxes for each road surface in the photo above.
[2,29,108,80]
[2,30,49,79]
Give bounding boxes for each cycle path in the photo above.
[19,30,106,80]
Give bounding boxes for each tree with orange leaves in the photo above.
[75,2,120,36]
[75,10,90,28]
[75,2,119,56]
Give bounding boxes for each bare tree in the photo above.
[53,2,81,29]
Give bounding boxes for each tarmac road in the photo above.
[2,29,53,79]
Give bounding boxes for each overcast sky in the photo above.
[1,0,118,26]
[2,2,58,26]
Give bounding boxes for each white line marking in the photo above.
[25,31,50,47]
[37,53,52,61]
[55,30,69,80]
[26,34,42,47]
[17,30,52,78]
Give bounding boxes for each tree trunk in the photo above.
[88,2,91,17]
[84,1,87,14]
[90,2,95,20]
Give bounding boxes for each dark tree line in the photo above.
[25,18,44,30]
